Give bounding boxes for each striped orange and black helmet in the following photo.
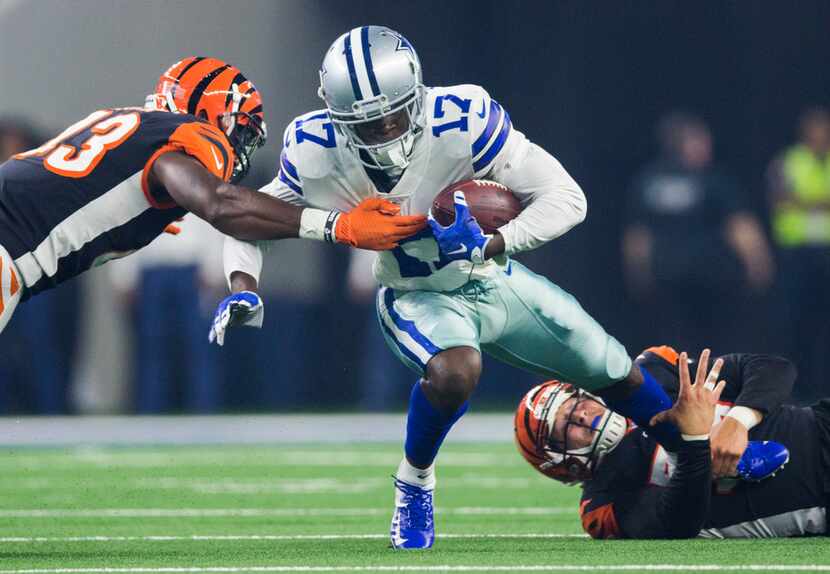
[149,57,267,183]
[514,381,633,485]
[514,381,592,484]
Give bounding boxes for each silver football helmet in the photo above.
[318,26,425,172]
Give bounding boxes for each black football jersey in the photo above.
[0,108,234,300]
[579,349,826,538]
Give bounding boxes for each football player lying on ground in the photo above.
[215,26,786,549]
[0,56,424,335]
[514,347,830,539]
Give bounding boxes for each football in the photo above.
[431,179,522,235]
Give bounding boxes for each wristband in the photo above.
[323,210,340,244]
[681,433,710,442]
[299,208,337,242]
[726,406,762,430]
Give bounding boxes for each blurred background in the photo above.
[0,0,828,414]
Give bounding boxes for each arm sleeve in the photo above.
[221,153,310,289]
[638,348,795,414]
[716,354,797,414]
[614,440,712,539]
[465,86,587,256]
[491,141,588,255]
[223,236,264,290]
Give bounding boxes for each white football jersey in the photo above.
[275,84,521,292]
[225,83,587,292]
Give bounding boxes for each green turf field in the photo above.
[0,442,827,573]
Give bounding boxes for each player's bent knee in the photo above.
[424,347,481,411]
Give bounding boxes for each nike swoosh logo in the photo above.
[210,145,224,171]
[477,100,487,118]
[416,473,430,479]
[448,245,468,256]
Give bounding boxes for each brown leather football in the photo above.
[431,179,522,234]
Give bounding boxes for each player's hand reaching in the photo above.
[710,416,749,478]
[208,291,264,346]
[649,349,726,438]
[428,191,492,264]
[335,198,426,250]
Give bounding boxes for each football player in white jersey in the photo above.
[214,26,758,549]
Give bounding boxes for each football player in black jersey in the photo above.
[514,346,830,538]
[0,56,425,334]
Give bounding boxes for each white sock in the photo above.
[396,457,436,490]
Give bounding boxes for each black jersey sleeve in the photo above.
[715,354,796,414]
[612,439,712,539]
[636,347,795,414]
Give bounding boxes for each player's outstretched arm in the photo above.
[151,152,426,248]
[152,152,300,241]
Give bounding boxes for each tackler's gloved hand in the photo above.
[427,191,491,264]
[208,291,263,346]
[334,198,426,250]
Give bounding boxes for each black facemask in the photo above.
[227,112,266,184]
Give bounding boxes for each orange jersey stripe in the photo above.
[9,264,19,297]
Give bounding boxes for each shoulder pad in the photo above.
[426,84,513,175]
[425,85,484,160]
[634,345,680,368]
[430,83,488,100]
[465,86,512,177]
[167,120,235,182]
[282,110,342,180]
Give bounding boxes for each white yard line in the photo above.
[0,450,510,469]
[0,533,587,543]
[1,565,830,573]
[0,507,574,518]
[125,477,535,495]
[0,473,549,494]
[0,476,538,494]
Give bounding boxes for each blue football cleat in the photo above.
[735,440,789,482]
[390,478,435,549]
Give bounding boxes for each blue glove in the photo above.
[208,291,264,346]
[427,191,491,264]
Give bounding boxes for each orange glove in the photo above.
[163,217,184,235]
[335,198,427,250]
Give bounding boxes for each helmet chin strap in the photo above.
[381,132,415,169]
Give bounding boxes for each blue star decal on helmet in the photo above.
[387,31,415,56]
